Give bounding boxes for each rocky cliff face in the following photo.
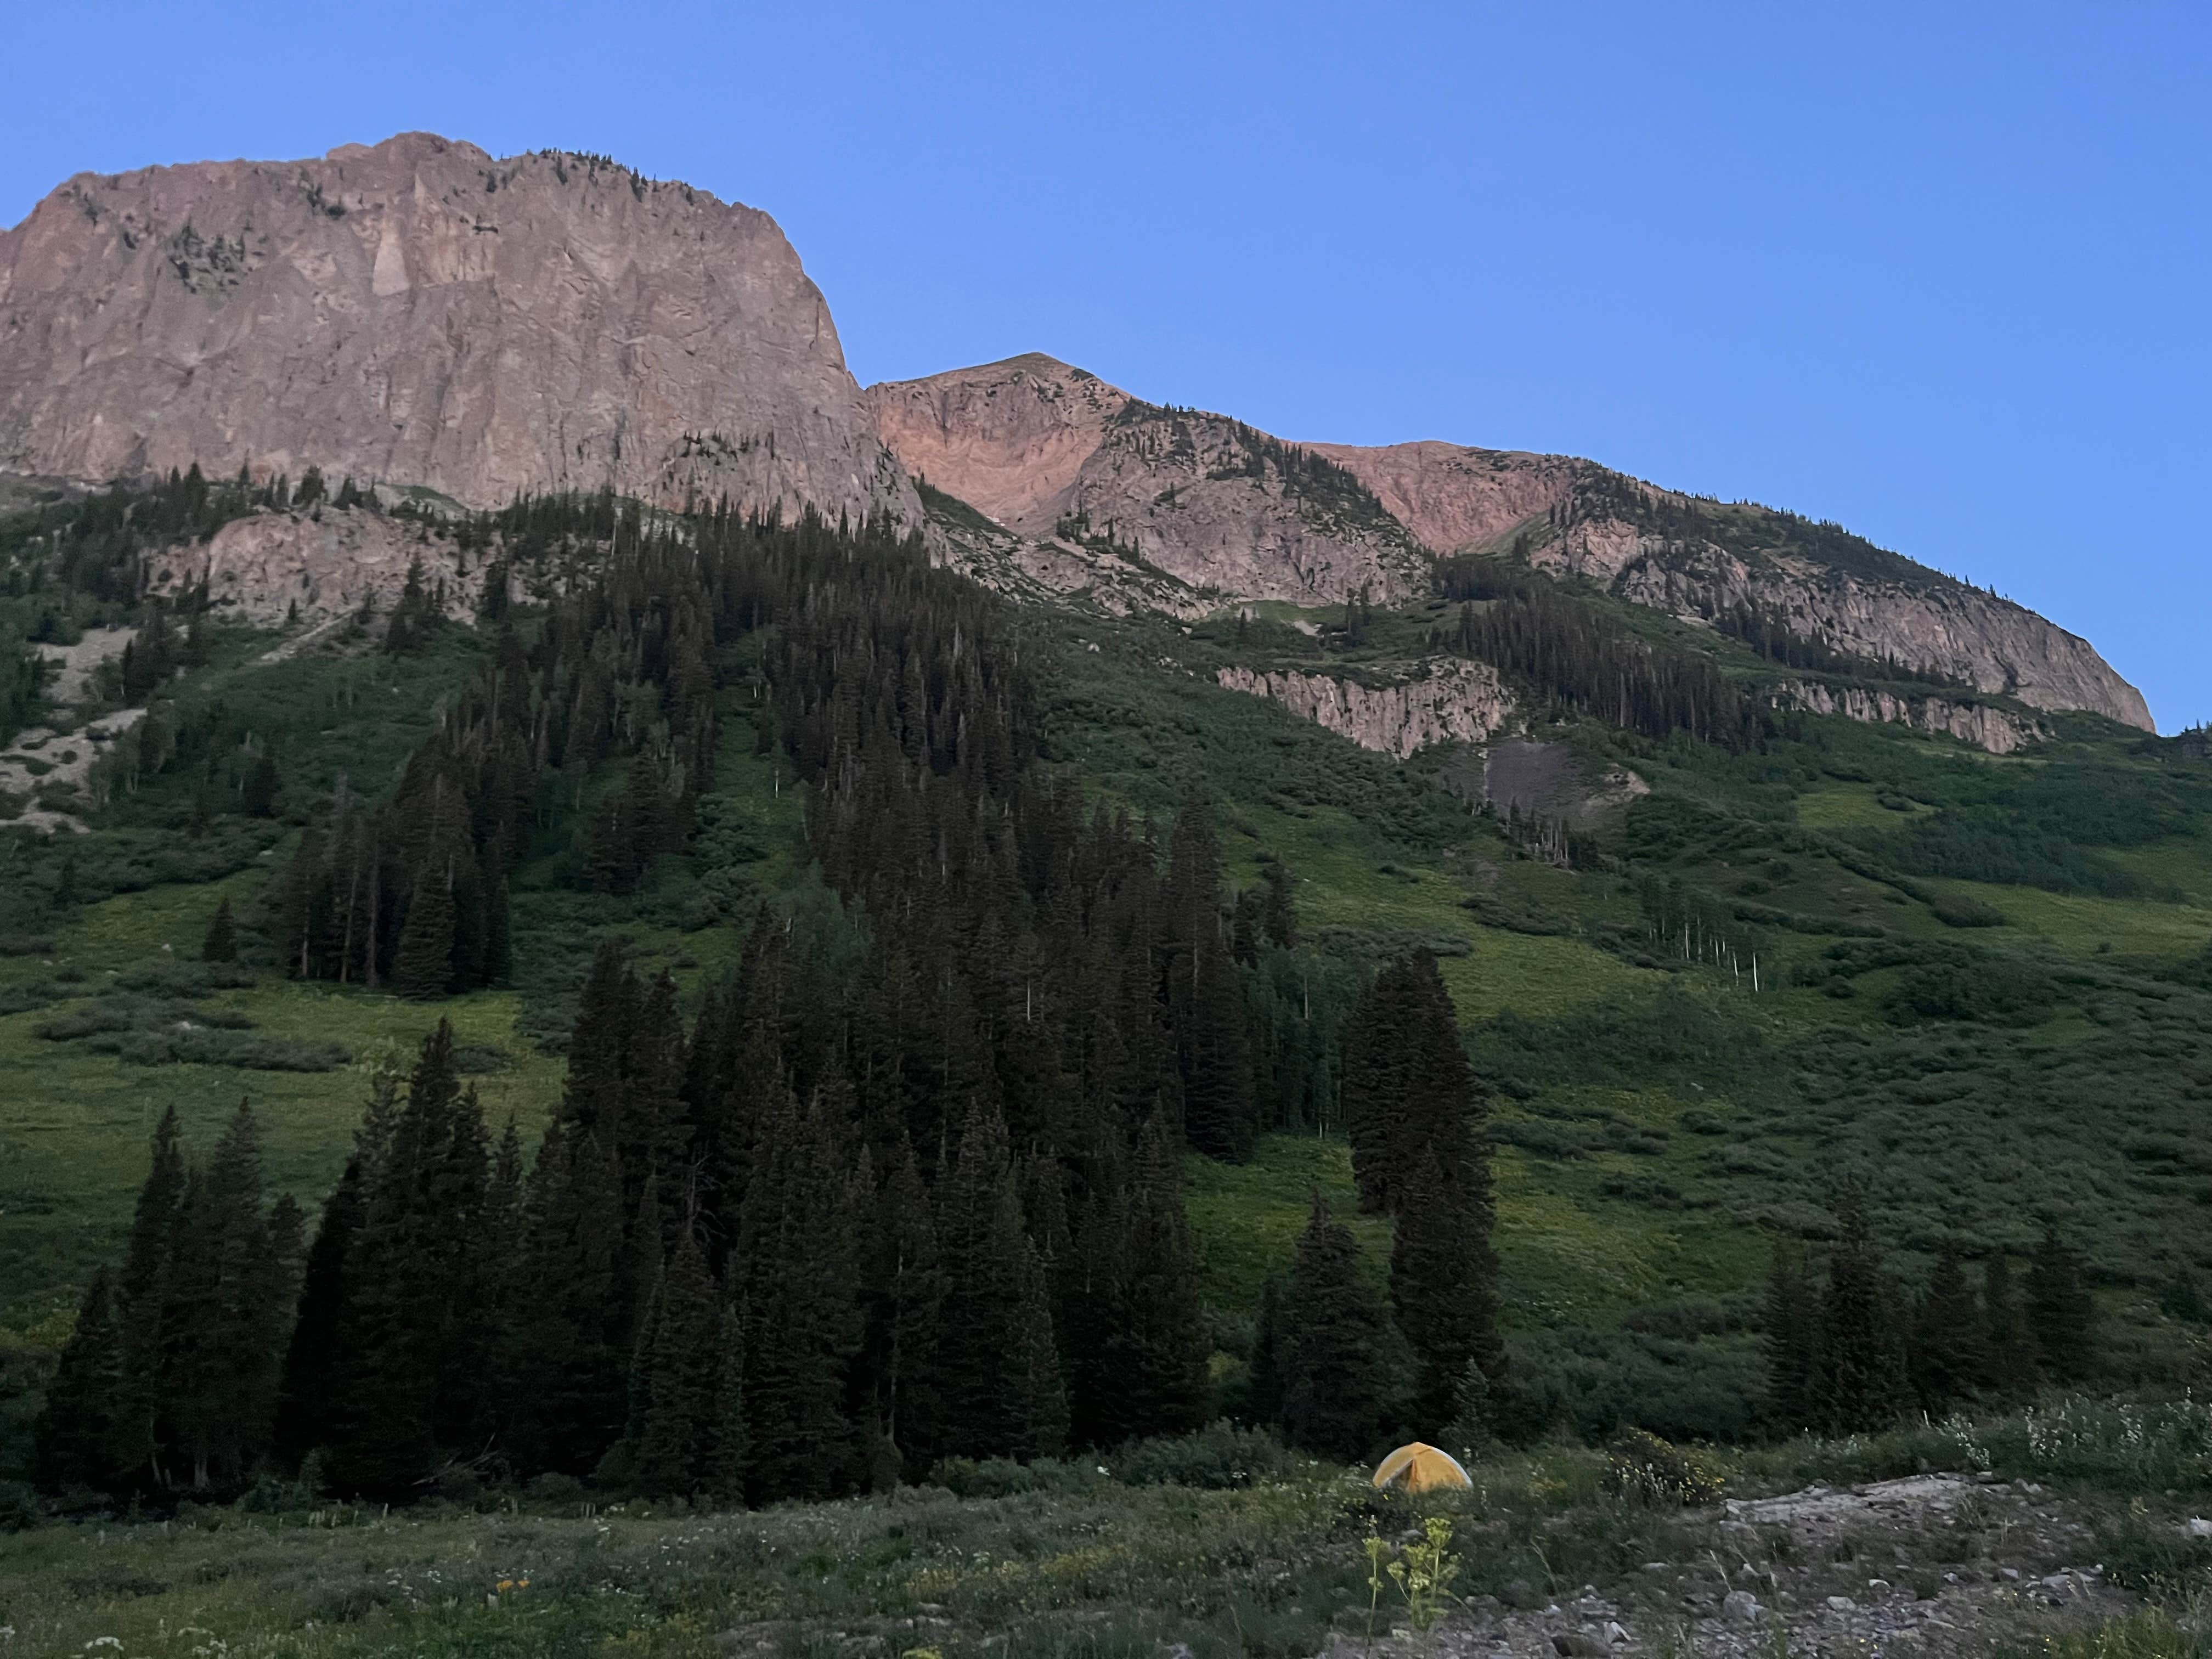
[869,356,1429,605]
[1767,679,2049,755]
[1215,658,1512,759]
[875,359,2153,730]
[144,505,483,631]
[0,133,918,524]
[1538,517,2155,731]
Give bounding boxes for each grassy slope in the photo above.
[6,595,2212,1432]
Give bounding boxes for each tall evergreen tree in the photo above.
[1980,1252,2042,1400]
[2025,1226,2098,1385]
[1762,1244,1820,1434]
[1390,1144,1501,1432]
[1911,1244,1990,1414]
[1814,1197,1911,1434]
[1282,1192,1384,1462]
[112,1105,189,1489]
[167,1102,293,1490]
[926,1103,1066,1462]
[319,1022,493,1495]
[633,1232,726,1498]
[737,1079,864,1500]
[33,1269,125,1494]
[278,1155,367,1466]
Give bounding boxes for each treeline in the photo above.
[38,936,1500,1503]
[1712,600,1963,687]
[1240,953,1503,1460]
[1430,573,1765,751]
[35,494,1505,1503]
[1764,1197,2098,1435]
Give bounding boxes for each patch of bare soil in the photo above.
[1344,1475,2157,1659]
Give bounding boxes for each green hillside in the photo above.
[4,484,2211,1491]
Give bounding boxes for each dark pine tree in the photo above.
[1762,1244,1820,1434]
[1282,1192,1385,1462]
[278,1155,368,1466]
[926,1102,1066,1463]
[1980,1253,2042,1400]
[2025,1226,2098,1386]
[318,1023,493,1496]
[633,1231,727,1498]
[1911,1244,1991,1414]
[1814,1197,1911,1434]
[1389,1144,1502,1433]
[737,1079,865,1502]
[33,1269,125,1494]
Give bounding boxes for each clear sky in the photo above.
[4,2,2205,726]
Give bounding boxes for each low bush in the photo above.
[1601,1427,1728,1508]
[1110,1420,1308,1489]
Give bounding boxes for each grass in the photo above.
[0,1443,1672,1659]
[1894,877,2212,961]
[8,1392,2209,1659]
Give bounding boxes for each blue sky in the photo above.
[5,2,2205,726]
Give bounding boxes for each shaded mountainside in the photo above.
[0,133,919,526]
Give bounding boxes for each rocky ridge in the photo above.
[1215,659,1513,759]
[872,356,2152,732]
[870,355,1430,606]
[0,133,919,526]
[1768,679,2050,755]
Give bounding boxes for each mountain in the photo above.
[866,353,1431,607]
[872,355,2152,732]
[0,133,918,525]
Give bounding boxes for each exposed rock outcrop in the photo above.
[871,356,1429,605]
[145,506,482,630]
[1581,528,2153,731]
[1767,679,2049,755]
[1215,658,1511,758]
[0,133,919,525]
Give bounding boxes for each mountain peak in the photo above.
[0,134,916,525]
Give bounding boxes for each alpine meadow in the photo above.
[0,131,2209,1659]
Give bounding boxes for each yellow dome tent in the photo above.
[1371,1441,1472,1493]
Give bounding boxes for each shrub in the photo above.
[1932,894,2008,928]
[1110,1421,1307,1489]
[930,1457,1101,1499]
[0,1478,42,1532]
[1602,1428,1728,1508]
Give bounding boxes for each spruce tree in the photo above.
[200,897,237,963]
[926,1102,1066,1462]
[392,864,457,998]
[634,1232,726,1497]
[34,1269,125,1494]
[1981,1253,2042,1400]
[1282,1192,1384,1462]
[507,1124,629,1475]
[737,1079,864,1500]
[1340,960,1415,1212]
[278,1156,367,1466]
[1243,1273,1288,1431]
[1102,1120,1212,1441]
[1911,1244,1990,1414]
[320,1022,493,1495]
[1389,1144,1500,1432]
[112,1105,189,1489]
[2025,1226,2098,1385]
[1762,1244,1820,1434]
[167,1102,291,1491]
[1814,1197,1911,1434]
